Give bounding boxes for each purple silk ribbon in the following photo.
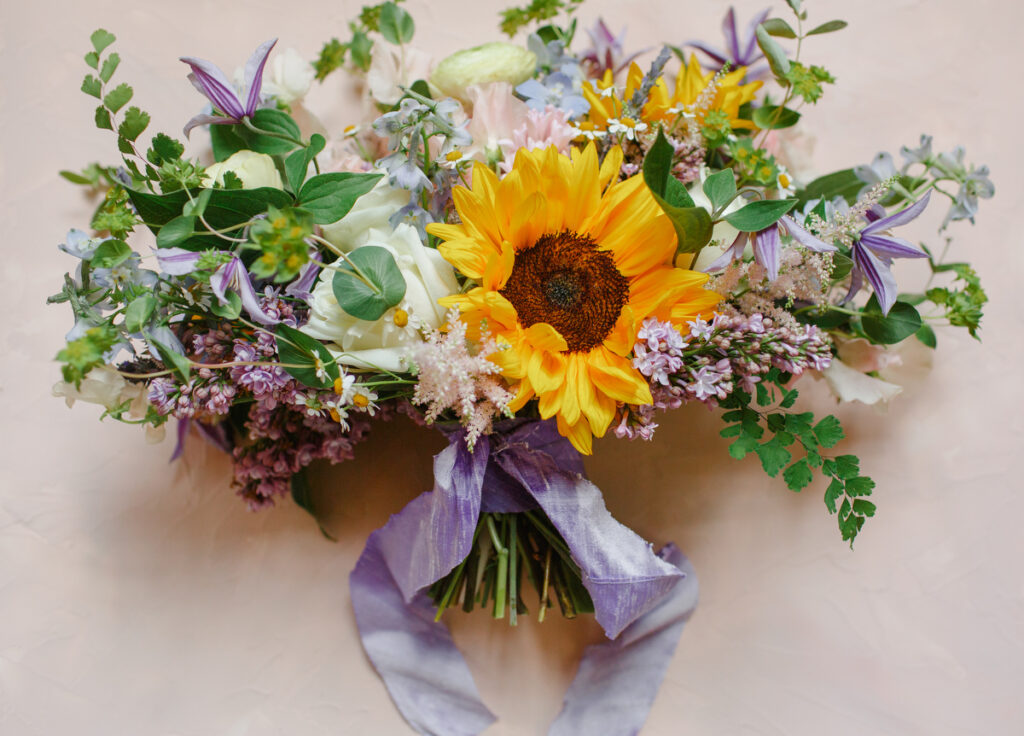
[350,420,698,735]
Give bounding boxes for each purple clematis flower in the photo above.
[705,215,836,282]
[687,6,771,78]
[848,190,931,315]
[579,18,646,77]
[180,38,277,137]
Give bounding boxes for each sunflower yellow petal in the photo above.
[557,414,593,455]
[588,347,652,405]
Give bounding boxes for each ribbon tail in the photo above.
[548,544,698,736]
[350,530,497,736]
[495,431,682,639]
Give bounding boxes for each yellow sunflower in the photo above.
[425,144,720,454]
[582,57,762,132]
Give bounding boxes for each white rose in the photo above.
[262,47,315,105]
[301,224,460,371]
[431,43,536,103]
[319,174,409,251]
[203,151,284,190]
[53,365,148,418]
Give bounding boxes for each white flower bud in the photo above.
[430,43,536,102]
[203,151,284,190]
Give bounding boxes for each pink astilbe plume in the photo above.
[410,309,514,448]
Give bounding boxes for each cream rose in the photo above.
[301,224,460,371]
[430,43,536,103]
[318,174,409,250]
[688,168,746,271]
[262,47,315,104]
[203,151,284,190]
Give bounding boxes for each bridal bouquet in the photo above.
[50,0,990,732]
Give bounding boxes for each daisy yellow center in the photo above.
[499,231,628,353]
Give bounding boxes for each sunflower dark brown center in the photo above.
[499,230,629,352]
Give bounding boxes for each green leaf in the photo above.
[285,134,327,194]
[81,74,102,98]
[155,215,196,248]
[379,2,415,45]
[331,246,407,321]
[90,29,116,54]
[298,172,384,225]
[783,458,813,492]
[85,51,99,69]
[831,454,860,480]
[410,79,432,100]
[237,108,301,155]
[796,169,861,207]
[642,129,676,200]
[350,30,373,70]
[291,470,337,542]
[784,0,803,15]
[124,294,157,333]
[724,198,797,232]
[813,415,844,448]
[209,290,242,320]
[275,323,340,389]
[151,338,191,382]
[755,436,792,477]
[751,105,801,130]
[151,132,185,164]
[182,188,213,218]
[728,433,759,460]
[95,105,113,130]
[761,18,797,38]
[830,253,853,283]
[845,476,876,497]
[755,24,791,79]
[852,499,876,517]
[862,299,922,344]
[916,322,937,348]
[90,238,131,268]
[702,169,737,210]
[209,123,248,162]
[118,106,150,141]
[103,82,132,113]
[60,170,93,185]
[779,388,798,409]
[806,20,848,36]
[824,478,843,513]
[99,52,120,83]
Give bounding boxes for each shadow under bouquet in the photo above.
[50,1,991,733]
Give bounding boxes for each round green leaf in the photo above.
[752,105,801,130]
[275,323,340,389]
[331,246,407,321]
[861,301,922,344]
[238,109,301,155]
[124,294,157,333]
[702,169,737,210]
[379,2,415,45]
[90,239,132,268]
[156,215,196,248]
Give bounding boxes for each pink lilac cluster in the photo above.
[146,289,373,508]
[616,313,833,440]
[232,402,372,510]
[410,309,515,448]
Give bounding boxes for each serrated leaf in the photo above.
[761,18,797,38]
[813,415,844,448]
[95,106,113,130]
[117,106,150,141]
[783,458,813,492]
[331,246,407,321]
[806,20,848,37]
[124,294,157,333]
[779,388,798,408]
[85,51,99,69]
[724,198,797,232]
[703,169,737,210]
[155,215,196,248]
[298,172,384,224]
[852,499,876,517]
[81,75,102,98]
[845,476,875,497]
[862,299,922,343]
[824,478,843,513]
[151,132,185,163]
[379,1,415,45]
[755,382,772,407]
[752,105,801,130]
[275,323,340,389]
[728,433,759,460]
[151,338,191,382]
[99,52,120,83]
[756,24,791,79]
[832,454,860,480]
[719,424,742,438]
[90,239,132,268]
[103,82,132,113]
[91,29,116,53]
[755,437,792,476]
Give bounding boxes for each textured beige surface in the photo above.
[2,0,1023,734]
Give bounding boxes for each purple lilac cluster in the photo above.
[616,313,833,440]
[146,289,373,508]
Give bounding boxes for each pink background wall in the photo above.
[2,0,1022,733]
